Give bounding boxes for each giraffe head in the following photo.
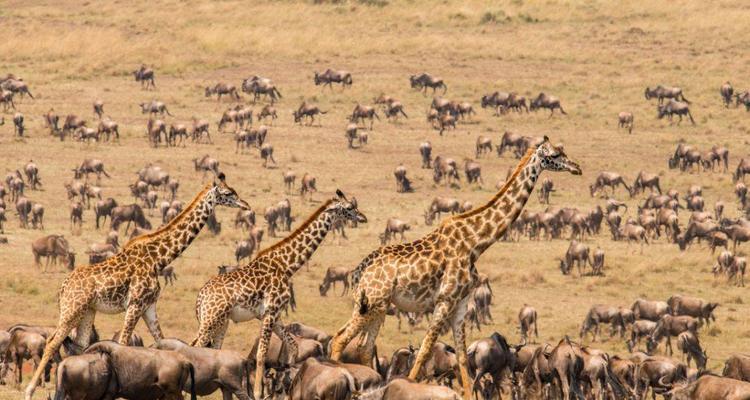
[326,189,367,224]
[212,173,250,210]
[537,137,582,175]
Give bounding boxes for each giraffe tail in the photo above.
[358,291,369,315]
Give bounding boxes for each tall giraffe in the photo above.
[191,190,366,400]
[25,173,250,400]
[330,138,581,399]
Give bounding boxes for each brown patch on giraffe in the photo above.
[255,199,334,257]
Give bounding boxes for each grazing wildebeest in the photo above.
[590,171,631,197]
[530,92,567,117]
[257,104,278,122]
[293,102,327,126]
[558,240,591,276]
[384,100,408,121]
[204,82,240,101]
[410,73,447,95]
[1,79,33,99]
[723,354,750,382]
[668,375,750,400]
[631,171,661,196]
[152,338,251,400]
[133,65,156,89]
[658,99,695,125]
[579,304,629,342]
[350,104,380,130]
[635,356,687,399]
[650,315,699,355]
[84,341,196,400]
[675,331,707,369]
[432,156,460,186]
[667,294,719,326]
[242,76,282,104]
[436,113,457,135]
[193,155,220,179]
[645,85,690,104]
[31,234,75,272]
[319,266,351,297]
[140,100,172,117]
[313,68,353,90]
[721,81,734,107]
[464,159,482,184]
[423,196,460,225]
[627,319,658,352]
[618,111,634,134]
[379,218,411,245]
[218,108,240,133]
[704,146,729,172]
[590,247,605,275]
[110,203,152,233]
[519,305,539,343]
[393,164,413,193]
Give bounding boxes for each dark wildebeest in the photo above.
[650,315,699,356]
[734,159,750,182]
[631,299,670,322]
[31,234,75,272]
[631,171,661,197]
[0,79,34,99]
[548,337,585,400]
[73,159,111,183]
[92,100,104,119]
[133,65,156,89]
[666,294,719,326]
[645,85,690,104]
[314,69,353,89]
[419,141,433,169]
[293,102,327,126]
[110,204,152,233]
[288,358,357,400]
[13,112,24,137]
[5,325,50,385]
[52,352,115,400]
[559,240,591,276]
[424,196,460,225]
[675,331,707,370]
[410,73,447,95]
[466,332,514,400]
[530,92,567,117]
[84,341,196,400]
[350,104,380,130]
[579,304,628,342]
[658,99,695,125]
[140,100,172,117]
[97,119,120,142]
[635,356,687,399]
[721,81,734,107]
[242,77,282,104]
[319,266,350,297]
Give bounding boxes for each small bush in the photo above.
[479,10,509,25]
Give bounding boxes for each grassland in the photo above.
[2,0,750,398]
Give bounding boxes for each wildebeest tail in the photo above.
[188,363,197,400]
[274,87,283,99]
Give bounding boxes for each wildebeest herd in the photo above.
[1,65,750,400]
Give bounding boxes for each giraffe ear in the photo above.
[543,135,550,142]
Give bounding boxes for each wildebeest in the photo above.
[293,102,327,126]
[84,341,196,400]
[559,240,591,276]
[260,143,276,168]
[133,65,156,89]
[579,304,628,341]
[669,374,750,400]
[234,239,256,264]
[97,119,120,142]
[538,177,554,204]
[288,358,357,400]
[419,141,432,169]
[314,69,353,89]
[635,356,687,399]
[140,100,172,117]
[530,92,567,117]
[13,112,24,137]
[319,266,351,297]
[379,218,411,245]
[205,82,240,101]
[193,155,220,179]
[618,111,634,134]
[1,78,33,99]
[658,99,695,125]
[645,85,690,104]
[675,331,707,370]
[721,81,734,107]
[110,203,152,233]
[62,115,87,141]
[734,159,750,182]
[632,299,670,322]
[350,104,380,130]
[5,325,50,385]
[242,76,282,104]
[631,171,661,197]
[519,305,539,343]
[723,354,750,382]
[0,89,15,111]
[667,294,719,326]
[464,160,482,184]
[410,73,447,95]
[424,196,460,225]
[650,314,699,355]
[31,234,75,272]
[466,332,513,399]
[52,352,115,400]
[300,173,317,201]
[590,171,631,197]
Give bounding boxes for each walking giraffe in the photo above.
[25,173,249,400]
[329,137,581,399]
[190,190,367,400]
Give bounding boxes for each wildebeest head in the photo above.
[313,72,321,85]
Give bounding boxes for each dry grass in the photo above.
[1,0,750,398]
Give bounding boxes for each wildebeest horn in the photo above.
[335,189,347,201]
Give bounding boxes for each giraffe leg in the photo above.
[451,298,473,400]
[253,313,278,400]
[330,312,369,362]
[272,322,298,366]
[359,310,386,366]
[117,302,148,345]
[141,303,165,342]
[409,301,454,381]
[190,311,229,348]
[25,311,84,400]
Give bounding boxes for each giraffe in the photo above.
[190,190,367,400]
[329,137,581,399]
[25,173,249,400]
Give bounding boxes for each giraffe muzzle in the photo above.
[235,198,251,210]
[567,161,582,175]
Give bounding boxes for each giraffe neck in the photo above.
[456,150,542,257]
[133,185,216,269]
[269,209,337,279]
